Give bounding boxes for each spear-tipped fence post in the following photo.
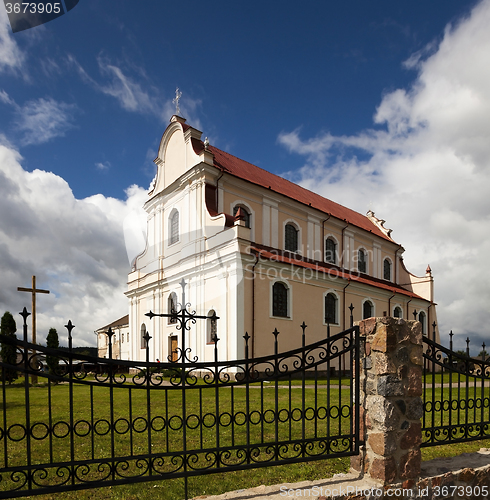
[106,327,114,361]
[20,308,33,384]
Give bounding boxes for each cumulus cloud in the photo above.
[278,0,490,352]
[0,144,147,346]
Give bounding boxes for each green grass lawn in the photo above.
[1,374,490,500]
[0,375,354,499]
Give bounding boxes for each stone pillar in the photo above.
[351,317,423,487]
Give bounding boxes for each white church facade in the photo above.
[118,115,438,364]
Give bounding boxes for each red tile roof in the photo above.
[250,245,424,300]
[202,144,394,242]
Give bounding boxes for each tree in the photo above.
[46,328,60,377]
[0,312,18,384]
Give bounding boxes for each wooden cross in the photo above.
[18,276,49,385]
[17,275,50,346]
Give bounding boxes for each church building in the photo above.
[123,115,438,364]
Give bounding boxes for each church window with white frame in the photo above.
[272,281,289,318]
[206,310,218,344]
[325,237,337,265]
[168,292,178,324]
[285,223,299,252]
[418,311,427,335]
[362,300,374,320]
[140,323,147,349]
[383,258,392,281]
[393,306,403,318]
[169,209,179,245]
[358,248,367,273]
[324,292,338,324]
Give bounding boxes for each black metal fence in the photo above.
[0,284,361,499]
[422,329,490,447]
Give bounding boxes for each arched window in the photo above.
[384,258,392,281]
[285,223,299,252]
[363,300,374,320]
[272,282,289,318]
[358,249,367,273]
[233,205,251,228]
[169,210,179,245]
[418,311,427,335]
[168,292,178,324]
[140,324,147,349]
[325,238,337,264]
[206,310,218,344]
[324,293,338,324]
[394,306,403,318]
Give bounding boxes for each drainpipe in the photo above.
[394,247,402,284]
[342,279,351,331]
[251,253,259,359]
[215,171,224,212]
[387,292,396,317]
[340,221,350,269]
[341,279,351,377]
[321,214,331,262]
[406,298,412,320]
[427,303,433,341]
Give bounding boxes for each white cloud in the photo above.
[13,97,76,145]
[95,161,111,171]
[0,143,147,347]
[0,89,14,105]
[67,53,203,125]
[0,7,25,73]
[97,56,154,114]
[278,0,490,351]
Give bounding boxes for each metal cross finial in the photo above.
[173,87,182,116]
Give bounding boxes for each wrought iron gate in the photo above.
[0,286,361,499]
[422,332,490,447]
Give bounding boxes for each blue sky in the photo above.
[1,0,489,351]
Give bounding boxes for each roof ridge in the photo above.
[207,144,395,242]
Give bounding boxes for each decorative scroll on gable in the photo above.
[366,210,393,238]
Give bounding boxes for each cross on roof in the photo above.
[173,87,182,116]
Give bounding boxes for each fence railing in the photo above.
[422,331,490,447]
[0,294,361,499]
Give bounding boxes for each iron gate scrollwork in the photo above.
[0,281,361,499]
[422,329,490,447]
